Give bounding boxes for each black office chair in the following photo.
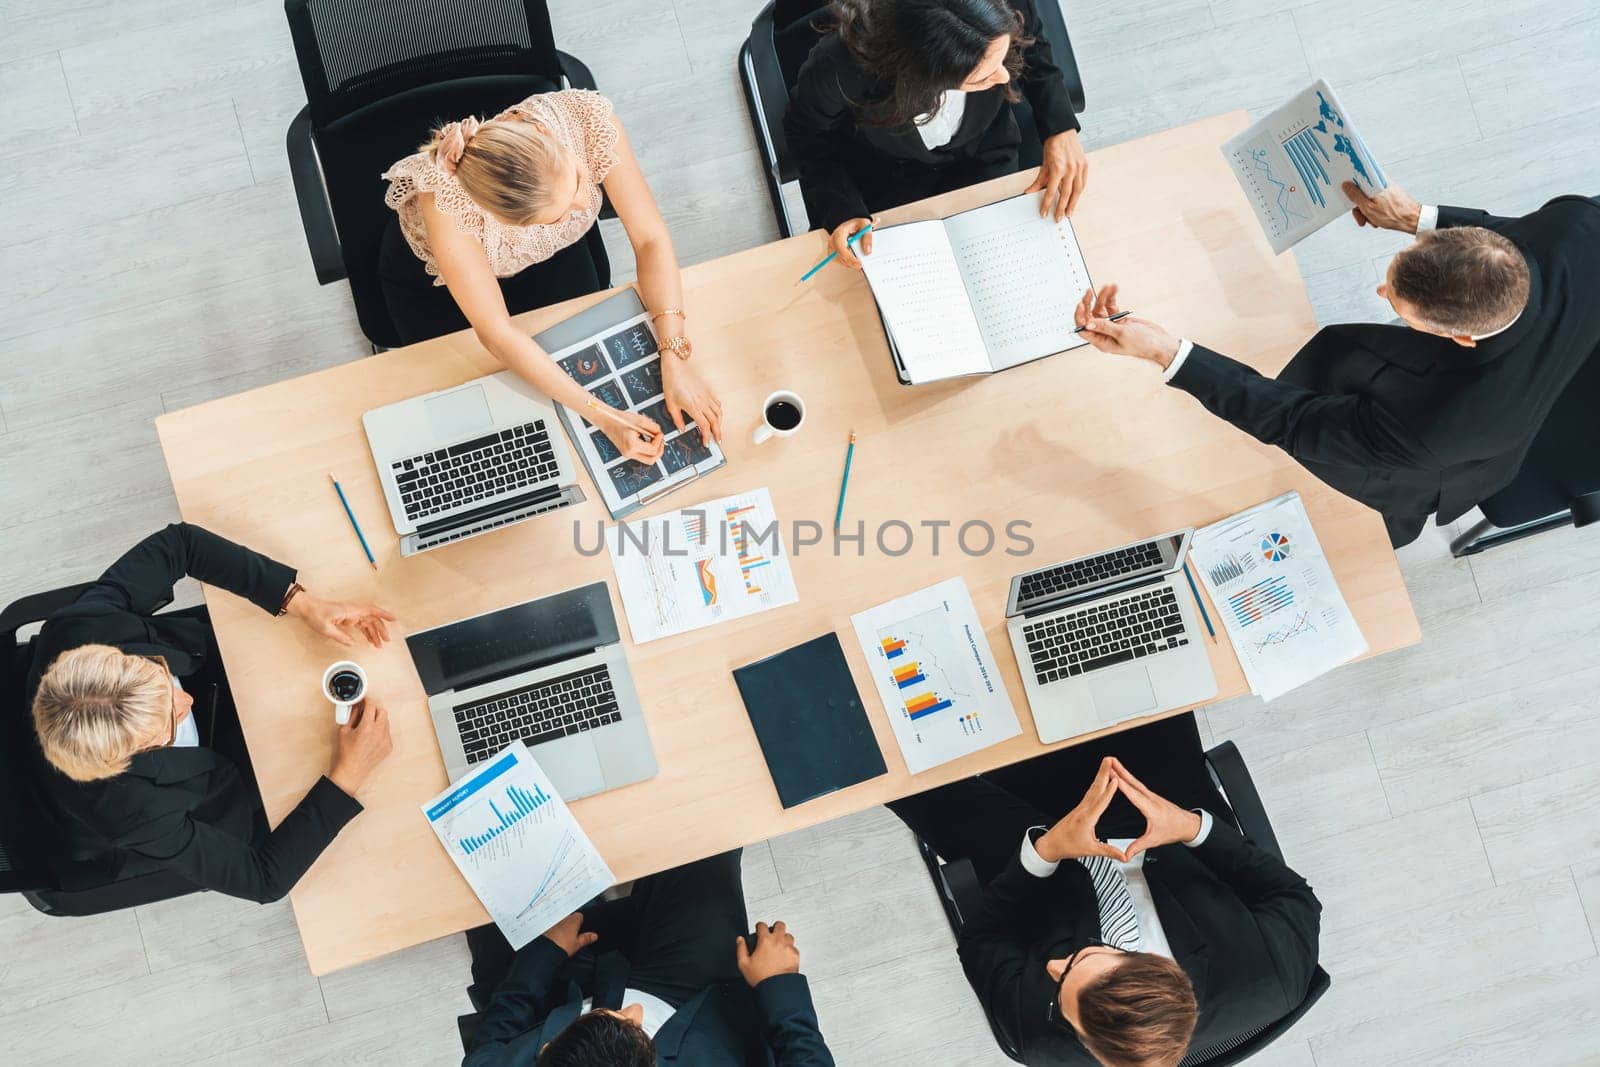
[0,584,205,917]
[914,729,1330,1066]
[284,0,613,350]
[738,0,1087,237]
[1451,344,1600,556]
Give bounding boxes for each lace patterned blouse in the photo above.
[382,89,621,285]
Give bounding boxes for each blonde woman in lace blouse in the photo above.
[381,89,720,464]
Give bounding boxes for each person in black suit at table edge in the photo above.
[786,0,1086,271]
[461,850,834,1066]
[27,523,396,904]
[889,742,1321,1066]
[1072,183,1600,547]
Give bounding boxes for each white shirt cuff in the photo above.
[1020,828,1060,877]
[1162,339,1194,383]
[1416,205,1439,232]
[1184,809,1213,847]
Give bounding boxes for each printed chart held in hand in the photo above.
[422,741,613,950]
[1223,79,1387,253]
[852,577,1020,773]
[1189,492,1367,701]
[606,488,799,643]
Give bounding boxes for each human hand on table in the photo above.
[542,911,600,957]
[1072,285,1182,370]
[827,218,874,270]
[661,355,723,446]
[595,407,665,464]
[1026,129,1089,220]
[327,699,392,797]
[287,591,396,648]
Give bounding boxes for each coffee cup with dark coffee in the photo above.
[752,390,806,444]
[321,661,368,725]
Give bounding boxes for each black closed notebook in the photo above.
[733,633,887,808]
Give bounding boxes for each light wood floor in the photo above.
[3,1,1599,1063]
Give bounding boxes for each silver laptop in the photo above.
[1005,530,1217,743]
[363,371,585,556]
[407,582,657,800]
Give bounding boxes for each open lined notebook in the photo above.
[861,193,1096,385]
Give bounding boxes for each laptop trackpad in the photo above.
[1089,667,1158,720]
[534,737,605,800]
[426,385,493,440]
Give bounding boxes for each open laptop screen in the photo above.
[407,581,619,696]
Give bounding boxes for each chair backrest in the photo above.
[1480,341,1600,527]
[1178,967,1330,1067]
[286,0,561,128]
[0,586,92,895]
[773,0,831,85]
[283,0,568,347]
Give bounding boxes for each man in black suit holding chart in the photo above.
[1073,182,1600,546]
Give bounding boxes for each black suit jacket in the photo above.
[785,0,1079,233]
[1168,195,1600,537]
[25,523,363,904]
[959,821,1321,1065]
[462,939,835,1066]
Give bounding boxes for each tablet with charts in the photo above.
[543,311,726,518]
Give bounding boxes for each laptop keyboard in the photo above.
[392,421,560,522]
[1022,586,1188,686]
[454,664,621,766]
[1017,539,1166,606]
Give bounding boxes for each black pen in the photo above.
[1074,309,1132,334]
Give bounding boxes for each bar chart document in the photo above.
[1223,79,1387,253]
[1190,492,1368,701]
[606,487,799,643]
[851,577,1020,773]
[422,741,614,950]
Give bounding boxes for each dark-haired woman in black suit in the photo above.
[785,0,1087,270]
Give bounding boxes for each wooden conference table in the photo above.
[155,111,1419,975]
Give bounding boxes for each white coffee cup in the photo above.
[321,661,368,725]
[752,390,806,444]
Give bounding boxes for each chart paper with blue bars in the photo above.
[458,780,550,856]
[1190,491,1369,702]
[1223,79,1388,253]
[422,741,614,950]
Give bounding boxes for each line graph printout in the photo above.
[851,577,1020,773]
[1223,79,1387,253]
[606,487,798,643]
[1190,492,1367,701]
[422,742,614,950]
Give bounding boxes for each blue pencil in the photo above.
[1181,561,1216,641]
[329,473,378,571]
[833,431,857,530]
[799,224,874,282]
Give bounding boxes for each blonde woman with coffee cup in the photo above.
[27,523,395,904]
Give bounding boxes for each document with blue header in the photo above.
[422,741,613,949]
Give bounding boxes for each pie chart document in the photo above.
[1190,491,1367,701]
